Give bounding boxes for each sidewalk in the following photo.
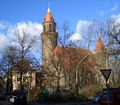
[28,101,93,105]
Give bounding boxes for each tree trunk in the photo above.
[20,69,23,93]
[57,78,60,99]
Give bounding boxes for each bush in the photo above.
[80,84,102,99]
[78,94,88,101]
[47,90,77,103]
[29,88,41,101]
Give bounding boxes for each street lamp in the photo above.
[75,54,90,100]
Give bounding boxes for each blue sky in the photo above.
[0,0,120,25]
[0,0,120,49]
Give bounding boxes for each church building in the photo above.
[41,8,108,94]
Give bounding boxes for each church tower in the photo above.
[41,8,58,66]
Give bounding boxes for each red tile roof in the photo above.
[52,46,95,70]
[44,8,54,22]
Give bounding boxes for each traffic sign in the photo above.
[100,69,111,82]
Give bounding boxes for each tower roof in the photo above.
[95,37,105,52]
[44,8,54,22]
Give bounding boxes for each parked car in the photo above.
[9,93,27,105]
[100,88,120,105]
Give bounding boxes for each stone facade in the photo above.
[12,70,36,91]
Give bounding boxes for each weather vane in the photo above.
[48,3,50,9]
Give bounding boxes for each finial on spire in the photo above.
[44,3,54,22]
[47,3,50,12]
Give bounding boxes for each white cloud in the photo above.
[0,22,6,30]
[0,21,43,49]
[69,33,82,41]
[0,21,11,31]
[0,33,8,49]
[110,14,120,34]
[110,4,118,12]
[69,20,92,42]
[76,20,92,34]
[111,14,120,23]
[10,21,43,38]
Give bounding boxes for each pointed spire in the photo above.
[44,6,54,22]
[95,37,105,52]
[47,7,50,12]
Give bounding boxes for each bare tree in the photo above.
[0,45,18,94]
[107,19,120,87]
[0,30,41,93]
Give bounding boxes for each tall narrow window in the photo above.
[43,25,46,32]
[53,25,55,32]
[49,24,51,32]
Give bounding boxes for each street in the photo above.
[0,101,12,105]
[0,101,99,105]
